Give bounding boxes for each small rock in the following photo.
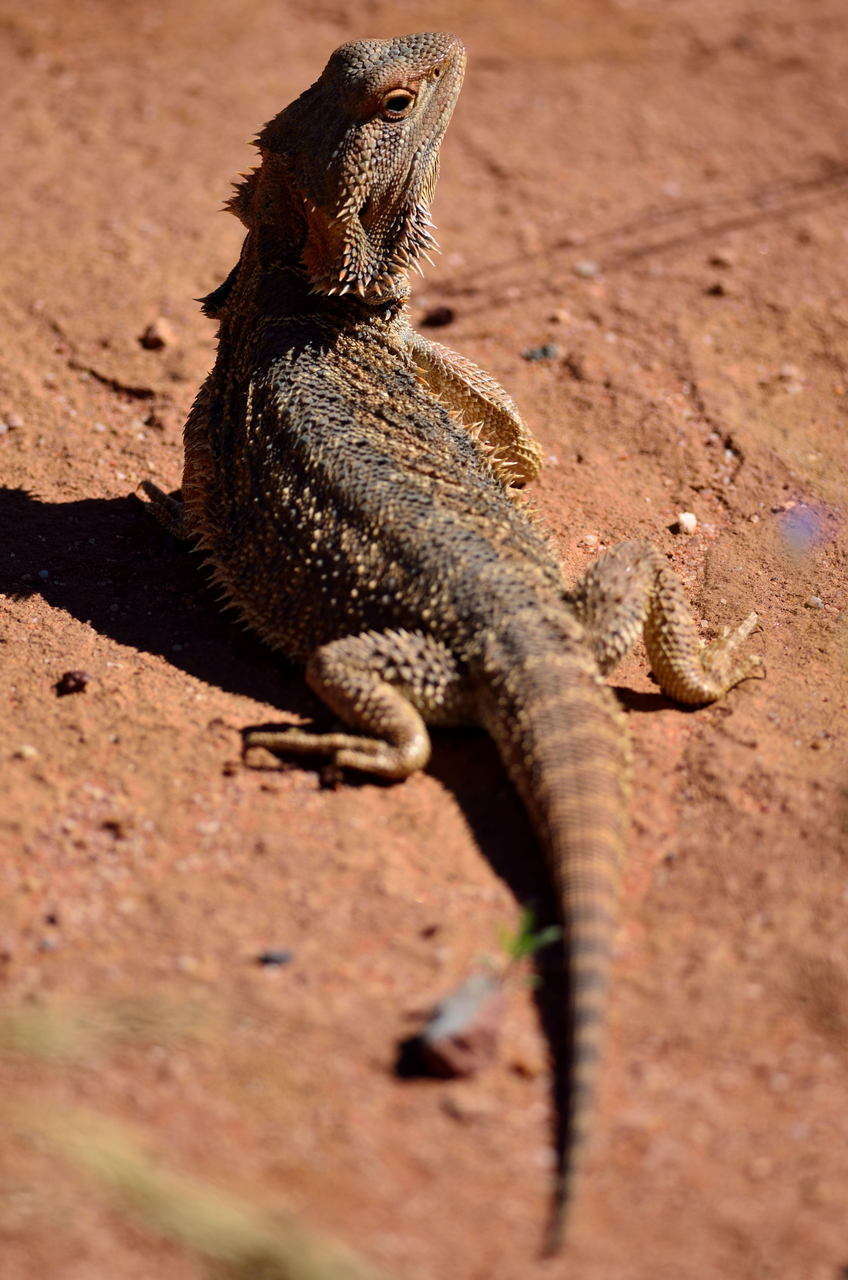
[577,533,599,549]
[509,1050,544,1080]
[139,317,176,350]
[572,259,600,279]
[0,423,8,435]
[778,363,801,382]
[6,412,23,429]
[805,596,824,609]
[414,970,504,1079]
[708,250,735,268]
[676,511,698,535]
[37,937,60,953]
[255,949,294,967]
[37,569,49,580]
[55,670,90,697]
[13,744,39,761]
[440,1089,494,1123]
[548,309,572,325]
[522,343,559,362]
[705,281,728,296]
[421,305,455,328]
[563,350,602,381]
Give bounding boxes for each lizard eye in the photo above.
[380,88,416,120]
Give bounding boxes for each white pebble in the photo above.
[676,511,698,534]
[805,596,824,609]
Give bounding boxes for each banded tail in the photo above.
[478,621,629,1251]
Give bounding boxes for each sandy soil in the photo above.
[1,1,847,1277]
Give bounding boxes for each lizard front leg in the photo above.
[405,329,543,488]
[568,540,765,704]
[243,629,471,780]
[137,480,190,541]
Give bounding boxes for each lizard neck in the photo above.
[206,219,412,334]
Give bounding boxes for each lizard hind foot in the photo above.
[699,611,766,690]
[242,724,427,781]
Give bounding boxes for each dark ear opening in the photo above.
[197,259,241,318]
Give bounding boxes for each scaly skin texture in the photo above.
[141,32,764,1250]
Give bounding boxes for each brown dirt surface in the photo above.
[1,2,847,1277]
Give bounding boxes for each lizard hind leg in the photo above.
[243,629,468,781]
[569,539,765,705]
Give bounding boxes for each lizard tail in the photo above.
[478,632,629,1251]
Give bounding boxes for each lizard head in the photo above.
[230,32,466,304]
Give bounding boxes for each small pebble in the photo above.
[548,309,572,325]
[522,343,559,362]
[139,317,175,350]
[0,423,8,435]
[37,569,49,579]
[577,533,599,549]
[13,744,39,761]
[37,937,59,953]
[440,1090,493,1123]
[55,670,90,697]
[421,305,455,328]
[778,363,801,381]
[572,259,600,279]
[256,949,294,967]
[705,281,728,296]
[676,511,698,534]
[805,596,824,609]
[415,970,504,1079]
[708,250,735,268]
[6,412,23,429]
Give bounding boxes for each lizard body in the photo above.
[142,32,763,1249]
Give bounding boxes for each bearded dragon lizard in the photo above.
[141,31,764,1250]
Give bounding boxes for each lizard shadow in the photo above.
[0,484,318,720]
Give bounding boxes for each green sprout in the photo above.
[498,906,561,965]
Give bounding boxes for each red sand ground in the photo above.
[1,2,847,1277]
